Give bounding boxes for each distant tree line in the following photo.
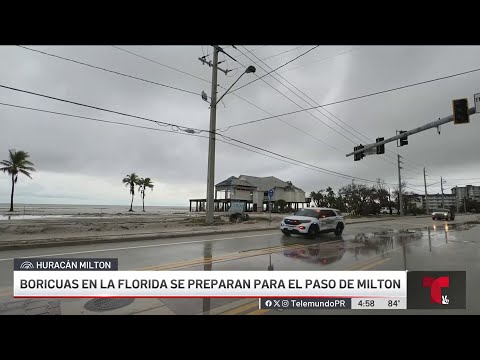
[305,178,424,216]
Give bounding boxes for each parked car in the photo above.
[432,209,455,221]
[280,208,345,238]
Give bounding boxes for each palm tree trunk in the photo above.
[9,173,15,212]
[142,193,145,212]
[130,193,134,211]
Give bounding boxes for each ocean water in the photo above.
[0,203,190,218]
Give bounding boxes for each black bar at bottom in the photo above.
[260,298,351,310]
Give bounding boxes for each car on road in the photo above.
[280,208,345,238]
[380,207,396,214]
[432,209,455,221]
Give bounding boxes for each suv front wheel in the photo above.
[306,224,318,239]
[334,223,344,236]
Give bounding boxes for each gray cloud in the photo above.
[1,45,480,205]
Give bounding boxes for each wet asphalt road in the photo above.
[0,214,479,315]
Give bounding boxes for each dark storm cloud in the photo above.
[1,45,480,204]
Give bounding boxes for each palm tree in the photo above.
[1,149,36,212]
[122,173,140,212]
[137,177,154,212]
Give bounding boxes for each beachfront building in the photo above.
[189,175,310,213]
[405,193,457,211]
[451,185,480,202]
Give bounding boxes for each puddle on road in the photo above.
[104,222,480,315]
[197,222,479,274]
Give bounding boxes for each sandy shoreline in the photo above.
[0,210,285,241]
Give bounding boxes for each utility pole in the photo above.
[205,47,219,225]
[397,155,403,216]
[440,177,445,209]
[200,47,255,225]
[424,167,429,215]
[456,186,459,213]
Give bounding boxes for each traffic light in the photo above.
[354,145,365,161]
[452,98,469,124]
[398,131,408,147]
[376,137,385,154]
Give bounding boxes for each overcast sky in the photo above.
[1,45,480,207]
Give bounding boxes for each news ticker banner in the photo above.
[13,258,466,310]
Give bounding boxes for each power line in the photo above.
[237,46,361,143]
[112,46,211,84]
[18,45,302,150]
[0,100,396,186]
[233,46,398,168]
[449,182,480,187]
[0,101,325,173]
[0,85,392,184]
[232,45,267,61]
[230,45,303,71]
[278,48,354,74]
[443,177,480,181]
[216,132,396,185]
[229,46,320,93]
[261,45,304,61]
[107,43,387,167]
[404,185,426,193]
[100,46,449,173]
[0,83,205,134]
[17,46,201,97]
[0,101,320,172]
[229,47,349,153]
[223,65,480,130]
[0,102,209,138]
[110,45,306,131]
[109,44,356,156]
[313,107,423,172]
[215,46,238,64]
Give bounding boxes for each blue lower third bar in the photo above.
[260,298,351,310]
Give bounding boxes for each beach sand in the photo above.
[0,210,284,241]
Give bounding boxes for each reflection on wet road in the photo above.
[0,215,479,315]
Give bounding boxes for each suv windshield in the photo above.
[293,209,320,218]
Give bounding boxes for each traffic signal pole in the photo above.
[346,106,476,158]
[441,177,445,209]
[424,168,429,215]
[398,155,403,215]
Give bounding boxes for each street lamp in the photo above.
[215,66,256,106]
[205,46,256,224]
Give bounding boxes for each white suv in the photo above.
[280,208,345,238]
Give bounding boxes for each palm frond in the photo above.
[20,166,35,172]
[142,177,154,189]
[2,149,35,179]
[19,170,32,179]
[21,160,34,167]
